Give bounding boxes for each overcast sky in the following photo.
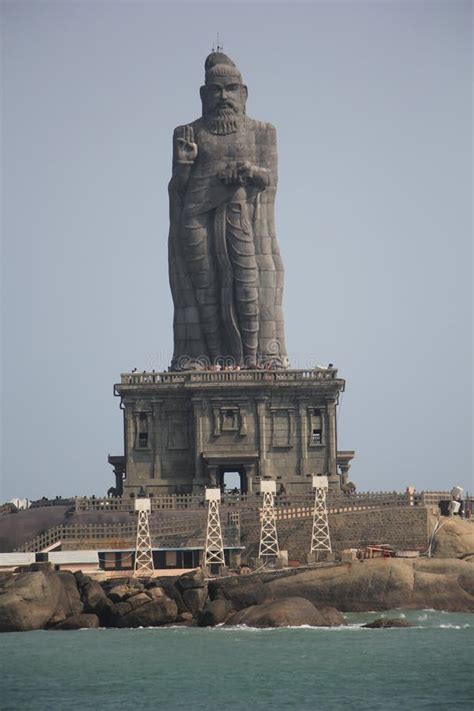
[1,0,472,501]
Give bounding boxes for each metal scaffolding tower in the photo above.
[259,479,279,561]
[203,488,225,570]
[310,475,332,559]
[133,497,154,577]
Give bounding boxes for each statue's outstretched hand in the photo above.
[176,125,198,164]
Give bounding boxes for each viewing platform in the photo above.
[117,367,344,389]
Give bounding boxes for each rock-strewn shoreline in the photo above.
[0,556,472,633]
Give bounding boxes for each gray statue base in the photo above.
[113,367,346,496]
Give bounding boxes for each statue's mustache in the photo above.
[211,103,239,116]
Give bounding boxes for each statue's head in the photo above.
[201,52,248,134]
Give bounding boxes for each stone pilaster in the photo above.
[298,399,308,476]
[192,398,205,483]
[326,398,338,485]
[151,399,163,479]
[256,399,268,477]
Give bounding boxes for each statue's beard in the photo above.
[204,106,243,135]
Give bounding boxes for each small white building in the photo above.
[9,498,31,510]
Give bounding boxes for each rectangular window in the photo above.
[312,429,322,444]
[138,432,149,448]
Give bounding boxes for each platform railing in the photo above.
[15,514,236,553]
[73,490,423,514]
[120,368,339,386]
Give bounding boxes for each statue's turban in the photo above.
[204,52,242,83]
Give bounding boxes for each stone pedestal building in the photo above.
[112,367,350,496]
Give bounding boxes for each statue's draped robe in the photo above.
[168,116,287,369]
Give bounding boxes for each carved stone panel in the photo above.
[270,408,294,448]
[212,405,248,437]
[167,413,189,450]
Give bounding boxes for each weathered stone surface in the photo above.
[127,592,151,610]
[178,611,194,622]
[182,587,207,614]
[73,571,91,588]
[362,618,414,629]
[81,581,112,616]
[147,586,165,600]
[430,516,474,559]
[168,52,287,371]
[225,597,345,628]
[116,598,178,628]
[107,601,133,626]
[211,558,474,612]
[108,584,144,603]
[198,599,233,627]
[156,579,187,613]
[0,570,63,632]
[48,571,84,626]
[51,613,100,630]
[177,569,206,591]
[57,572,84,616]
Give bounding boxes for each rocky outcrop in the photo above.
[48,571,84,627]
[430,516,474,559]
[182,587,207,614]
[1,556,473,633]
[150,578,187,613]
[80,580,112,617]
[225,597,346,628]
[118,598,177,627]
[0,570,64,632]
[198,599,234,627]
[51,613,100,630]
[176,569,206,591]
[362,618,414,628]
[210,558,474,612]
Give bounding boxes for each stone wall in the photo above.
[241,507,431,563]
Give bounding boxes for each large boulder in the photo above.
[198,599,233,627]
[50,613,100,630]
[81,581,112,618]
[225,597,345,628]
[107,601,132,624]
[107,582,144,603]
[48,571,84,627]
[411,558,474,611]
[0,570,63,632]
[182,587,207,614]
[150,578,187,613]
[208,576,269,610]
[177,569,206,591]
[126,592,151,610]
[115,597,178,628]
[430,516,474,559]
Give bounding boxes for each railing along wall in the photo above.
[16,514,236,554]
[120,368,339,386]
[74,491,413,513]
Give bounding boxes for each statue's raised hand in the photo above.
[176,125,198,164]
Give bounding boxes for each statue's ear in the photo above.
[241,84,248,102]
[200,85,206,102]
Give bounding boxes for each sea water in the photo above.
[1,610,472,710]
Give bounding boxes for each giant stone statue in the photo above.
[168,52,288,370]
